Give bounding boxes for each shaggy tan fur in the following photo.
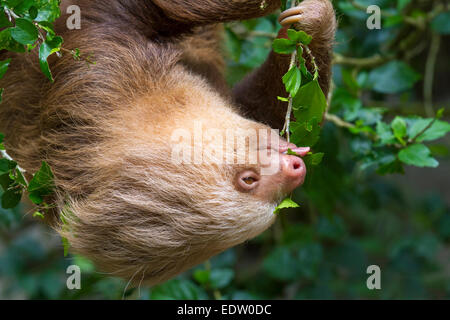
[0,0,335,285]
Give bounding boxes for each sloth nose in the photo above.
[280,154,307,192]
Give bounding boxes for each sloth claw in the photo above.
[278,7,303,23]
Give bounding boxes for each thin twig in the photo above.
[424,32,441,117]
[333,53,393,68]
[283,52,298,142]
[281,0,300,143]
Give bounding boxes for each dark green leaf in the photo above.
[193,269,210,285]
[292,79,327,123]
[150,279,207,300]
[282,66,301,97]
[0,11,13,28]
[39,36,62,81]
[10,18,38,45]
[29,192,43,205]
[305,152,324,166]
[0,173,13,191]
[34,0,61,23]
[368,61,421,94]
[291,117,321,147]
[376,121,396,144]
[391,117,407,144]
[28,161,54,195]
[209,269,234,289]
[0,28,25,52]
[0,58,11,80]
[1,188,22,209]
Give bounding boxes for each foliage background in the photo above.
[0,0,449,299]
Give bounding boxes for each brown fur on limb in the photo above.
[0,0,336,285]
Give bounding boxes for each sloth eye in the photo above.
[236,170,260,192]
[242,177,257,185]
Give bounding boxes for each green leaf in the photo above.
[341,68,359,95]
[29,193,43,205]
[376,121,396,144]
[0,58,11,79]
[14,168,27,186]
[431,12,450,35]
[307,152,324,166]
[34,0,61,23]
[39,36,62,81]
[10,18,38,45]
[377,159,404,175]
[150,279,207,300]
[272,38,296,54]
[1,188,22,209]
[409,119,450,142]
[37,21,55,37]
[13,0,35,14]
[0,28,25,53]
[0,11,13,28]
[263,243,322,281]
[0,173,14,191]
[62,237,70,257]
[391,117,407,144]
[224,28,241,62]
[282,66,301,97]
[33,211,45,219]
[291,117,321,147]
[398,144,439,168]
[397,0,412,11]
[28,161,55,196]
[209,269,235,289]
[287,29,312,45]
[368,61,421,94]
[0,158,12,173]
[29,6,39,20]
[193,269,210,285]
[274,198,300,214]
[292,79,327,123]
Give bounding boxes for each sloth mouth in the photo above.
[257,141,310,157]
[277,142,310,157]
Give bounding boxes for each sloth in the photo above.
[0,0,336,285]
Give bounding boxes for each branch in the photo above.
[282,51,298,143]
[325,113,356,130]
[281,0,300,143]
[423,32,441,117]
[333,53,393,68]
